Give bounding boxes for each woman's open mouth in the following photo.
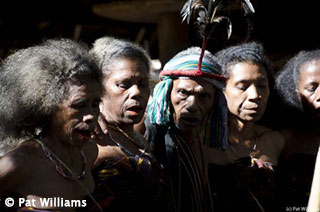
[126,105,143,116]
[75,129,92,141]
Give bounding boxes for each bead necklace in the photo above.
[107,127,146,157]
[229,136,257,159]
[35,138,87,181]
[107,124,145,149]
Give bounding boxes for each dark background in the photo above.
[0,0,320,70]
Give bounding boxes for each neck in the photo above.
[181,124,206,146]
[228,114,255,144]
[116,123,135,136]
[100,114,135,137]
[41,135,79,168]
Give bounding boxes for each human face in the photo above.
[171,77,216,132]
[224,62,269,122]
[297,60,320,119]
[50,79,101,147]
[100,58,150,125]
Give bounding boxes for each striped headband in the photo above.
[159,54,227,81]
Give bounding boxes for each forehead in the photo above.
[106,57,149,79]
[173,77,216,91]
[228,62,267,82]
[299,60,320,82]
[67,79,100,98]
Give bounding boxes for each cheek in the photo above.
[103,90,127,110]
[200,98,215,114]
[141,88,150,104]
[301,93,314,108]
[262,88,270,101]
[225,91,242,109]
[171,97,184,115]
[55,117,75,138]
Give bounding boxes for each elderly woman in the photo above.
[209,42,284,212]
[0,39,102,211]
[275,49,320,210]
[88,37,163,211]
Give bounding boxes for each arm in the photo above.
[83,140,99,170]
[0,152,28,196]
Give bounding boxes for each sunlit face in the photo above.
[224,62,269,122]
[50,79,101,147]
[171,77,216,132]
[297,60,320,119]
[100,58,150,125]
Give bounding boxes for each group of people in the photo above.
[0,36,319,212]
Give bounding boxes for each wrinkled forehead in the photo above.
[176,76,224,90]
[173,76,218,92]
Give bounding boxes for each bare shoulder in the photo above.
[256,125,285,150]
[0,140,39,194]
[254,125,285,165]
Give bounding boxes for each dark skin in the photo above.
[211,62,284,167]
[281,60,320,160]
[0,79,100,211]
[170,77,216,182]
[95,57,150,166]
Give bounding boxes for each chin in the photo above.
[71,135,89,147]
[244,116,262,123]
[126,114,144,123]
[176,122,199,133]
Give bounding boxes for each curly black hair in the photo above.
[275,49,320,111]
[215,42,273,79]
[0,38,102,154]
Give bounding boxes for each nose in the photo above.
[83,113,95,123]
[129,84,142,99]
[313,88,320,109]
[186,95,198,113]
[83,105,98,123]
[247,84,260,101]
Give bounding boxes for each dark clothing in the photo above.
[145,118,214,212]
[86,153,165,212]
[209,158,276,212]
[275,153,316,211]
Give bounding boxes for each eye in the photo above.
[236,86,247,91]
[306,86,317,92]
[71,99,86,109]
[178,89,189,97]
[117,82,131,89]
[235,82,248,91]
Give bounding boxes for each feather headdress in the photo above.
[181,0,255,69]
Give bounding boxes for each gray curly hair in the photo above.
[90,36,151,78]
[0,38,102,155]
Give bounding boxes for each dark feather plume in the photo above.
[181,0,255,40]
